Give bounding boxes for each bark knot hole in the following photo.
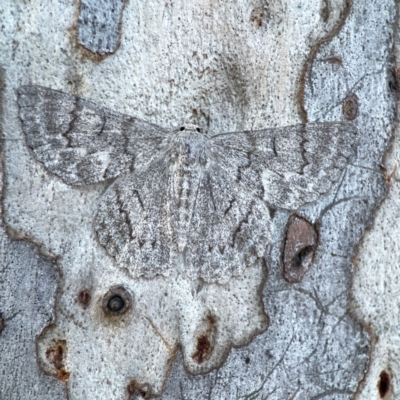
[102,286,132,316]
[293,245,315,268]
[108,295,124,312]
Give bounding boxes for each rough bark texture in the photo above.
[0,0,397,399]
[351,9,400,399]
[0,115,66,398]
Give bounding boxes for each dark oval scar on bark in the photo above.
[45,339,70,382]
[283,215,318,283]
[343,93,359,120]
[378,370,391,398]
[77,288,91,309]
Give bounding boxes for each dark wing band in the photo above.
[210,122,358,210]
[18,85,167,186]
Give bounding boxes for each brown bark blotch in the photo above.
[250,9,264,28]
[127,380,152,399]
[192,335,212,364]
[343,93,359,120]
[192,314,216,364]
[326,55,343,65]
[45,339,70,382]
[283,215,318,283]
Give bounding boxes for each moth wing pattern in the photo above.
[17,85,358,283]
[17,85,168,186]
[210,122,358,211]
[95,159,174,278]
[94,152,273,283]
[185,163,272,283]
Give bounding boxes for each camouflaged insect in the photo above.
[17,86,358,283]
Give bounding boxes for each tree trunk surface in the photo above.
[0,0,398,399]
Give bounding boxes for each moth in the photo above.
[17,86,358,283]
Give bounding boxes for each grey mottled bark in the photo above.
[0,154,66,399]
[0,0,397,399]
[77,0,126,55]
[161,0,396,397]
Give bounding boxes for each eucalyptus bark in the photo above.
[0,1,398,399]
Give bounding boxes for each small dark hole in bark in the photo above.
[107,295,124,312]
[378,370,390,398]
[245,357,250,364]
[196,127,201,133]
[102,286,132,316]
[180,126,185,131]
[293,246,314,268]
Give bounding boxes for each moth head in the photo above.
[174,124,205,134]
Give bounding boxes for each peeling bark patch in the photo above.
[283,216,317,283]
[127,380,152,399]
[343,93,359,120]
[45,340,70,382]
[77,0,126,55]
[378,370,391,398]
[77,289,91,309]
